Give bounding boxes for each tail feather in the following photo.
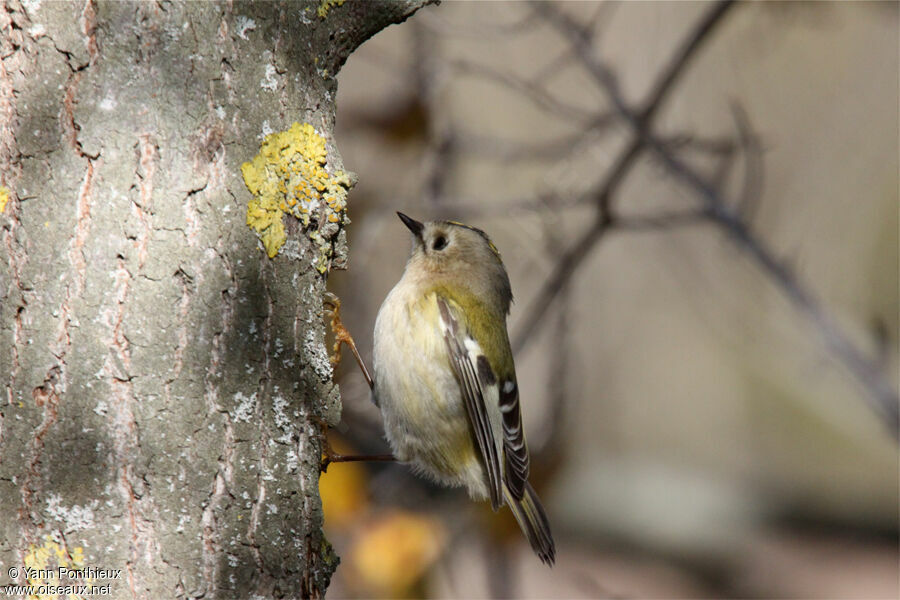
[504,482,556,565]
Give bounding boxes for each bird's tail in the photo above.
[504,482,556,565]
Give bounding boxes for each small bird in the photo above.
[373,212,555,565]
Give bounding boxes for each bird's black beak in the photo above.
[397,212,424,240]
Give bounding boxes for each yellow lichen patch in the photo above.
[23,535,90,600]
[241,122,351,266]
[245,196,287,259]
[0,186,9,213]
[317,0,345,19]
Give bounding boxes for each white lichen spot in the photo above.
[232,391,257,423]
[286,447,299,472]
[22,0,41,14]
[303,328,333,381]
[266,503,278,515]
[261,64,278,92]
[260,120,273,139]
[175,514,191,533]
[215,105,226,119]
[272,395,290,430]
[272,395,293,443]
[45,494,98,533]
[27,23,45,37]
[235,16,257,40]
[93,399,109,416]
[227,554,239,567]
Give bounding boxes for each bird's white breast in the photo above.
[372,280,488,497]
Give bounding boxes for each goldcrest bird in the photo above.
[372,212,555,565]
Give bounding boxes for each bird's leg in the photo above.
[319,294,393,472]
[323,291,374,390]
[315,417,396,473]
[321,449,396,473]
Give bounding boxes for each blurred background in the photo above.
[321,2,899,598]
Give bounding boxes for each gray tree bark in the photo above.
[0,1,431,597]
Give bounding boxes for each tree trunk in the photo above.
[0,1,430,597]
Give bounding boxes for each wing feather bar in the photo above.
[437,296,503,511]
[500,380,529,500]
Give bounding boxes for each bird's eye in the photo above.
[432,235,448,251]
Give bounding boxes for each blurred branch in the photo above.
[455,128,733,164]
[533,1,737,129]
[450,59,601,122]
[534,0,899,436]
[463,2,738,354]
[614,209,710,232]
[453,122,611,162]
[539,274,574,457]
[513,211,609,354]
[667,133,737,158]
[529,1,618,84]
[418,6,541,38]
[412,21,455,205]
[511,4,740,353]
[430,129,735,223]
[730,102,765,222]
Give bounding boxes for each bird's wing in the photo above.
[436,293,530,506]
[436,295,503,511]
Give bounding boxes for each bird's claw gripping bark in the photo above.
[316,416,396,473]
[323,291,374,389]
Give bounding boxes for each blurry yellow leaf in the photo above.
[319,435,369,532]
[319,460,368,532]
[350,511,446,598]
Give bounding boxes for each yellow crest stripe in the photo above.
[443,221,502,260]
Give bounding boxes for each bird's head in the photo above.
[397,212,512,313]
